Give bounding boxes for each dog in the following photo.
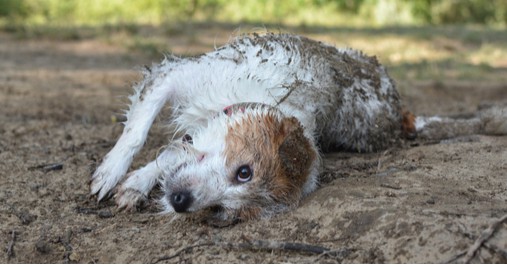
[90,33,507,224]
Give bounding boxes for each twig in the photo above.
[275,78,302,106]
[75,207,114,219]
[154,242,214,263]
[234,237,351,260]
[75,207,98,215]
[58,229,73,264]
[484,242,507,260]
[374,167,400,178]
[444,250,466,263]
[28,163,64,173]
[238,236,327,254]
[7,230,16,260]
[463,214,507,263]
[380,183,402,190]
[376,149,390,172]
[154,238,351,263]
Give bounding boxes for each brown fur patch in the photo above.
[402,110,417,140]
[223,111,316,219]
[276,117,315,198]
[237,206,262,221]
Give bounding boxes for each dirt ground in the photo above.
[1,28,506,263]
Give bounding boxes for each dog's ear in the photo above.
[277,117,316,187]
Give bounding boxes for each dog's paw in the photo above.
[113,168,158,210]
[90,162,126,201]
[115,187,147,211]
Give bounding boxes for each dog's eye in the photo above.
[236,165,253,183]
[182,134,193,144]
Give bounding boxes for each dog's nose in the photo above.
[170,191,193,212]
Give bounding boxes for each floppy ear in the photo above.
[277,117,316,187]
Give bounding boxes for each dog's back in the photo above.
[166,34,403,151]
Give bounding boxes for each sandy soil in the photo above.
[1,30,506,263]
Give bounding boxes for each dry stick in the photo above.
[238,238,327,254]
[154,242,214,263]
[379,183,402,190]
[154,238,350,263]
[275,79,301,106]
[444,250,467,264]
[484,242,507,260]
[376,149,390,173]
[463,214,507,263]
[58,229,73,264]
[234,238,351,261]
[27,163,64,173]
[7,230,16,260]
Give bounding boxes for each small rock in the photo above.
[426,197,436,205]
[35,240,50,254]
[385,191,396,197]
[69,252,80,262]
[80,227,93,233]
[98,210,114,218]
[18,210,37,225]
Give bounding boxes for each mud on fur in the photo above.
[90,33,507,224]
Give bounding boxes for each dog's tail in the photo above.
[401,104,507,141]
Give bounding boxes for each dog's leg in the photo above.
[114,160,161,210]
[90,72,178,201]
[114,147,176,210]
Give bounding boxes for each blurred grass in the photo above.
[2,22,506,85]
[2,0,507,28]
[1,0,506,85]
[103,22,507,84]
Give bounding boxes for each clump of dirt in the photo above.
[1,31,506,263]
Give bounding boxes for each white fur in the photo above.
[415,116,442,131]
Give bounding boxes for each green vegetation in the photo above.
[1,0,505,84]
[1,0,507,27]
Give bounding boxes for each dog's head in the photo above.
[159,103,318,224]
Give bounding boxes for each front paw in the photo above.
[90,162,126,201]
[115,187,147,211]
